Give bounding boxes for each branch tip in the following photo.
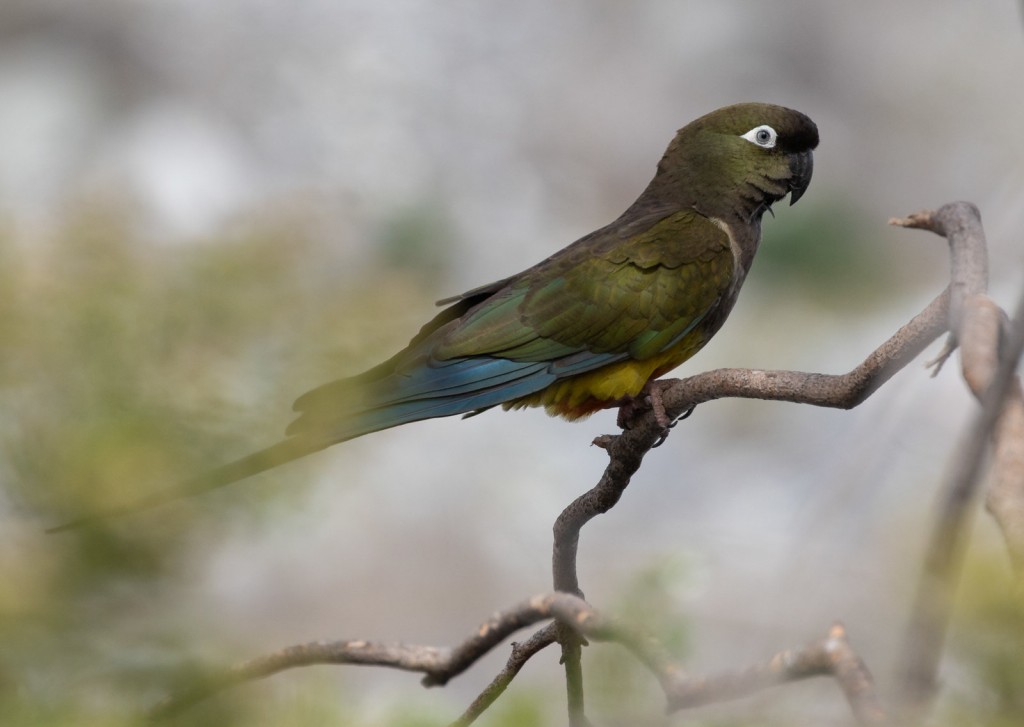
[889,210,937,231]
[925,334,958,377]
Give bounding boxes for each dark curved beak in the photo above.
[788,150,814,206]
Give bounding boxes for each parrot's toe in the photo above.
[615,379,692,444]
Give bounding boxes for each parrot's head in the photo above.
[652,103,819,223]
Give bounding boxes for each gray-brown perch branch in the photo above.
[891,202,1024,717]
[151,593,886,726]
[151,594,572,720]
[552,287,950,602]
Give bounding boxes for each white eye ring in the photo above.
[741,124,778,148]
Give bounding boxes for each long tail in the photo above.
[48,352,601,532]
[46,436,328,533]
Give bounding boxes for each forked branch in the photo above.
[891,204,1024,716]
[152,593,886,725]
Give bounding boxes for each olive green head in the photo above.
[649,102,819,222]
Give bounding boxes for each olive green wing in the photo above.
[434,208,734,363]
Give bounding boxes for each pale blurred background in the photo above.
[1,1,1023,725]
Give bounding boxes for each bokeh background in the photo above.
[1,1,1023,725]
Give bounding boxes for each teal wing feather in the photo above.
[435,209,733,359]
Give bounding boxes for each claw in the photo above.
[651,405,695,448]
[615,379,693,445]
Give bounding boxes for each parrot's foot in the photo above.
[615,379,692,445]
[652,406,695,448]
[616,379,672,430]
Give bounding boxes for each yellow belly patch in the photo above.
[505,333,707,419]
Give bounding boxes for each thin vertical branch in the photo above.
[897,283,1024,714]
[890,202,1024,716]
[561,626,591,727]
[450,624,559,727]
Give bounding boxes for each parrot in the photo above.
[49,102,818,531]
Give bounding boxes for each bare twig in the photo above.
[552,289,950,605]
[664,623,887,725]
[450,623,559,727]
[986,374,1024,569]
[152,594,568,719]
[892,203,1024,714]
[553,600,886,724]
[559,625,591,727]
[152,592,887,725]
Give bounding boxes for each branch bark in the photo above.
[553,289,950,612]
[451,623,559,727]
[151,594,570,720]
[151,593,887,726]
[891,203,1024,716]
[664,622,886,724]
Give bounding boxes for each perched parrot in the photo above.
[51,102,818,531]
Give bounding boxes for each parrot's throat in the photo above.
[735,175,790,225]
[709,216,760,286]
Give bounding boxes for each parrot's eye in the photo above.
[741,125,778,149]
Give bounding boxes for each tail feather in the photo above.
[322,368,557,442]
[287,357,557,437]
[46,436,328,533]
[50,352,609,532]
[48,359,559,532]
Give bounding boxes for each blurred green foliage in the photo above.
[754,199,945,310]
[587,555,693,720]
[376,200,457,279]
[0,203,459,725]
[944,546,1024,727]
